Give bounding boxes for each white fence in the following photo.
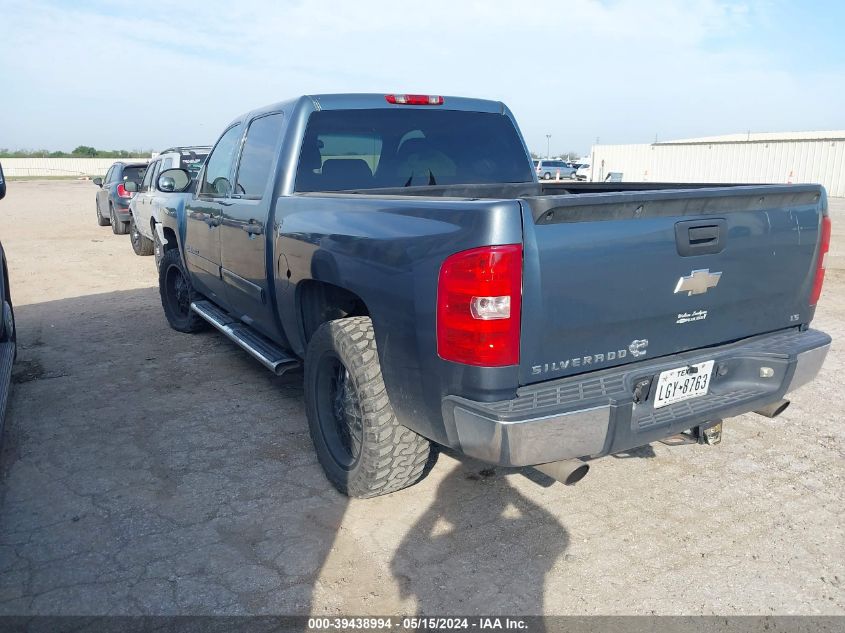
[1,157,149,178]
[591,136,845,197]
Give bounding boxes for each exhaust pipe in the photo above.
[534,459,590,486]
[754,399,790,418]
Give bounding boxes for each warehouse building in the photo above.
[590,131,845,197]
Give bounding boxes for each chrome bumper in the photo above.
[442,328,831,467]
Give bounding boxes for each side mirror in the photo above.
[157,168,191,193]
[93,177,103,187]
[0,163,5,201]
[123,180,139,193]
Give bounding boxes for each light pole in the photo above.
[546,134,551,158]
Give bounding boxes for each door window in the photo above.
[234,113,284,199]
[200,125,243,197]
[141,160,157,192]
[104,166,115,183]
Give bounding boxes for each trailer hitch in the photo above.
[660,420,723,446]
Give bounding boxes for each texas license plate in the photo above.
[652,360,715,409]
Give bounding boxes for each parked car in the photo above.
[0,163,16,435]
[157,93,831,498]
[574,163,591,181]
[93,161,148,234]
[126,146,209,262]
[535,159,575,179]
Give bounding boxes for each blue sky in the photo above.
[0,0,843,156]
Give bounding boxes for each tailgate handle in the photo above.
[675,219,726,256]
[688,225,719,244]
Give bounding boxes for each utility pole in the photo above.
[546,134,551,158]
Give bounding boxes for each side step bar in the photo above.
[190,300,300,376]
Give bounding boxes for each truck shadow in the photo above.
[3,288,571,618]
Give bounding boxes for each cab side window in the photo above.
[141,160,157,192]
[201,124,243,197]
[234,113,284,200]
[104,166,115,184]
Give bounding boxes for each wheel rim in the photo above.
[315,353,363,469]
[164,264,191,319]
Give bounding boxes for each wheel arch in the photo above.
[296,280,370,348]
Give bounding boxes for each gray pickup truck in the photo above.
[155,93,832,497]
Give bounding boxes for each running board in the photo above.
[190,300,300,376]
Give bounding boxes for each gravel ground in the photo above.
[0,180,842,616]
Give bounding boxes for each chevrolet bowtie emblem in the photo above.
[674,269,722,296]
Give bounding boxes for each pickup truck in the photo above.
[156,93,832,498]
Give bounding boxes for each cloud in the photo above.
[0,0,840,154]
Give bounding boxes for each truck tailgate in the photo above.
[518,185,826,385]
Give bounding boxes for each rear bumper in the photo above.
[114,198,132,221]
[441,328,830,466]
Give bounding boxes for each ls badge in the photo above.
[674,269,722,296]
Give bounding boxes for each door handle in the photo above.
[242,221,263,236]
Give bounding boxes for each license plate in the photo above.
[652,360,715,409]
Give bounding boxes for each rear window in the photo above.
[295,109,533,192]
[180,152,209,178]
[121,166,146,183]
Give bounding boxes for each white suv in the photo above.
[127,146,209,261]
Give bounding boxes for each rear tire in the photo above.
[304,316,430,498]
[110,204,128,235]
[130,217,154,256]
[96,200,109,226]
[159,248,206,333]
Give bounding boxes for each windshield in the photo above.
[122,166,146,183]
[295,108,533,192]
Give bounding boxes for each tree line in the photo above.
[0,146,152,158]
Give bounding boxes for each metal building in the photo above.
[590,131,845,197]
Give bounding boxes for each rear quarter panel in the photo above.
[273,194,524,444]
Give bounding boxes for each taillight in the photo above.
[810,215,831,306]
[437,244,522,366]
[117,183,131,198]
[385,94,444,105]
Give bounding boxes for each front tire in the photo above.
[304,317,430,498]
[110,204,129,235]
[158,248,206,333]
[1,300,15,362]
[542,172,552,180]
[130,217,154,256]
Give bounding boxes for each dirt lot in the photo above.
[0,180,842,615]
